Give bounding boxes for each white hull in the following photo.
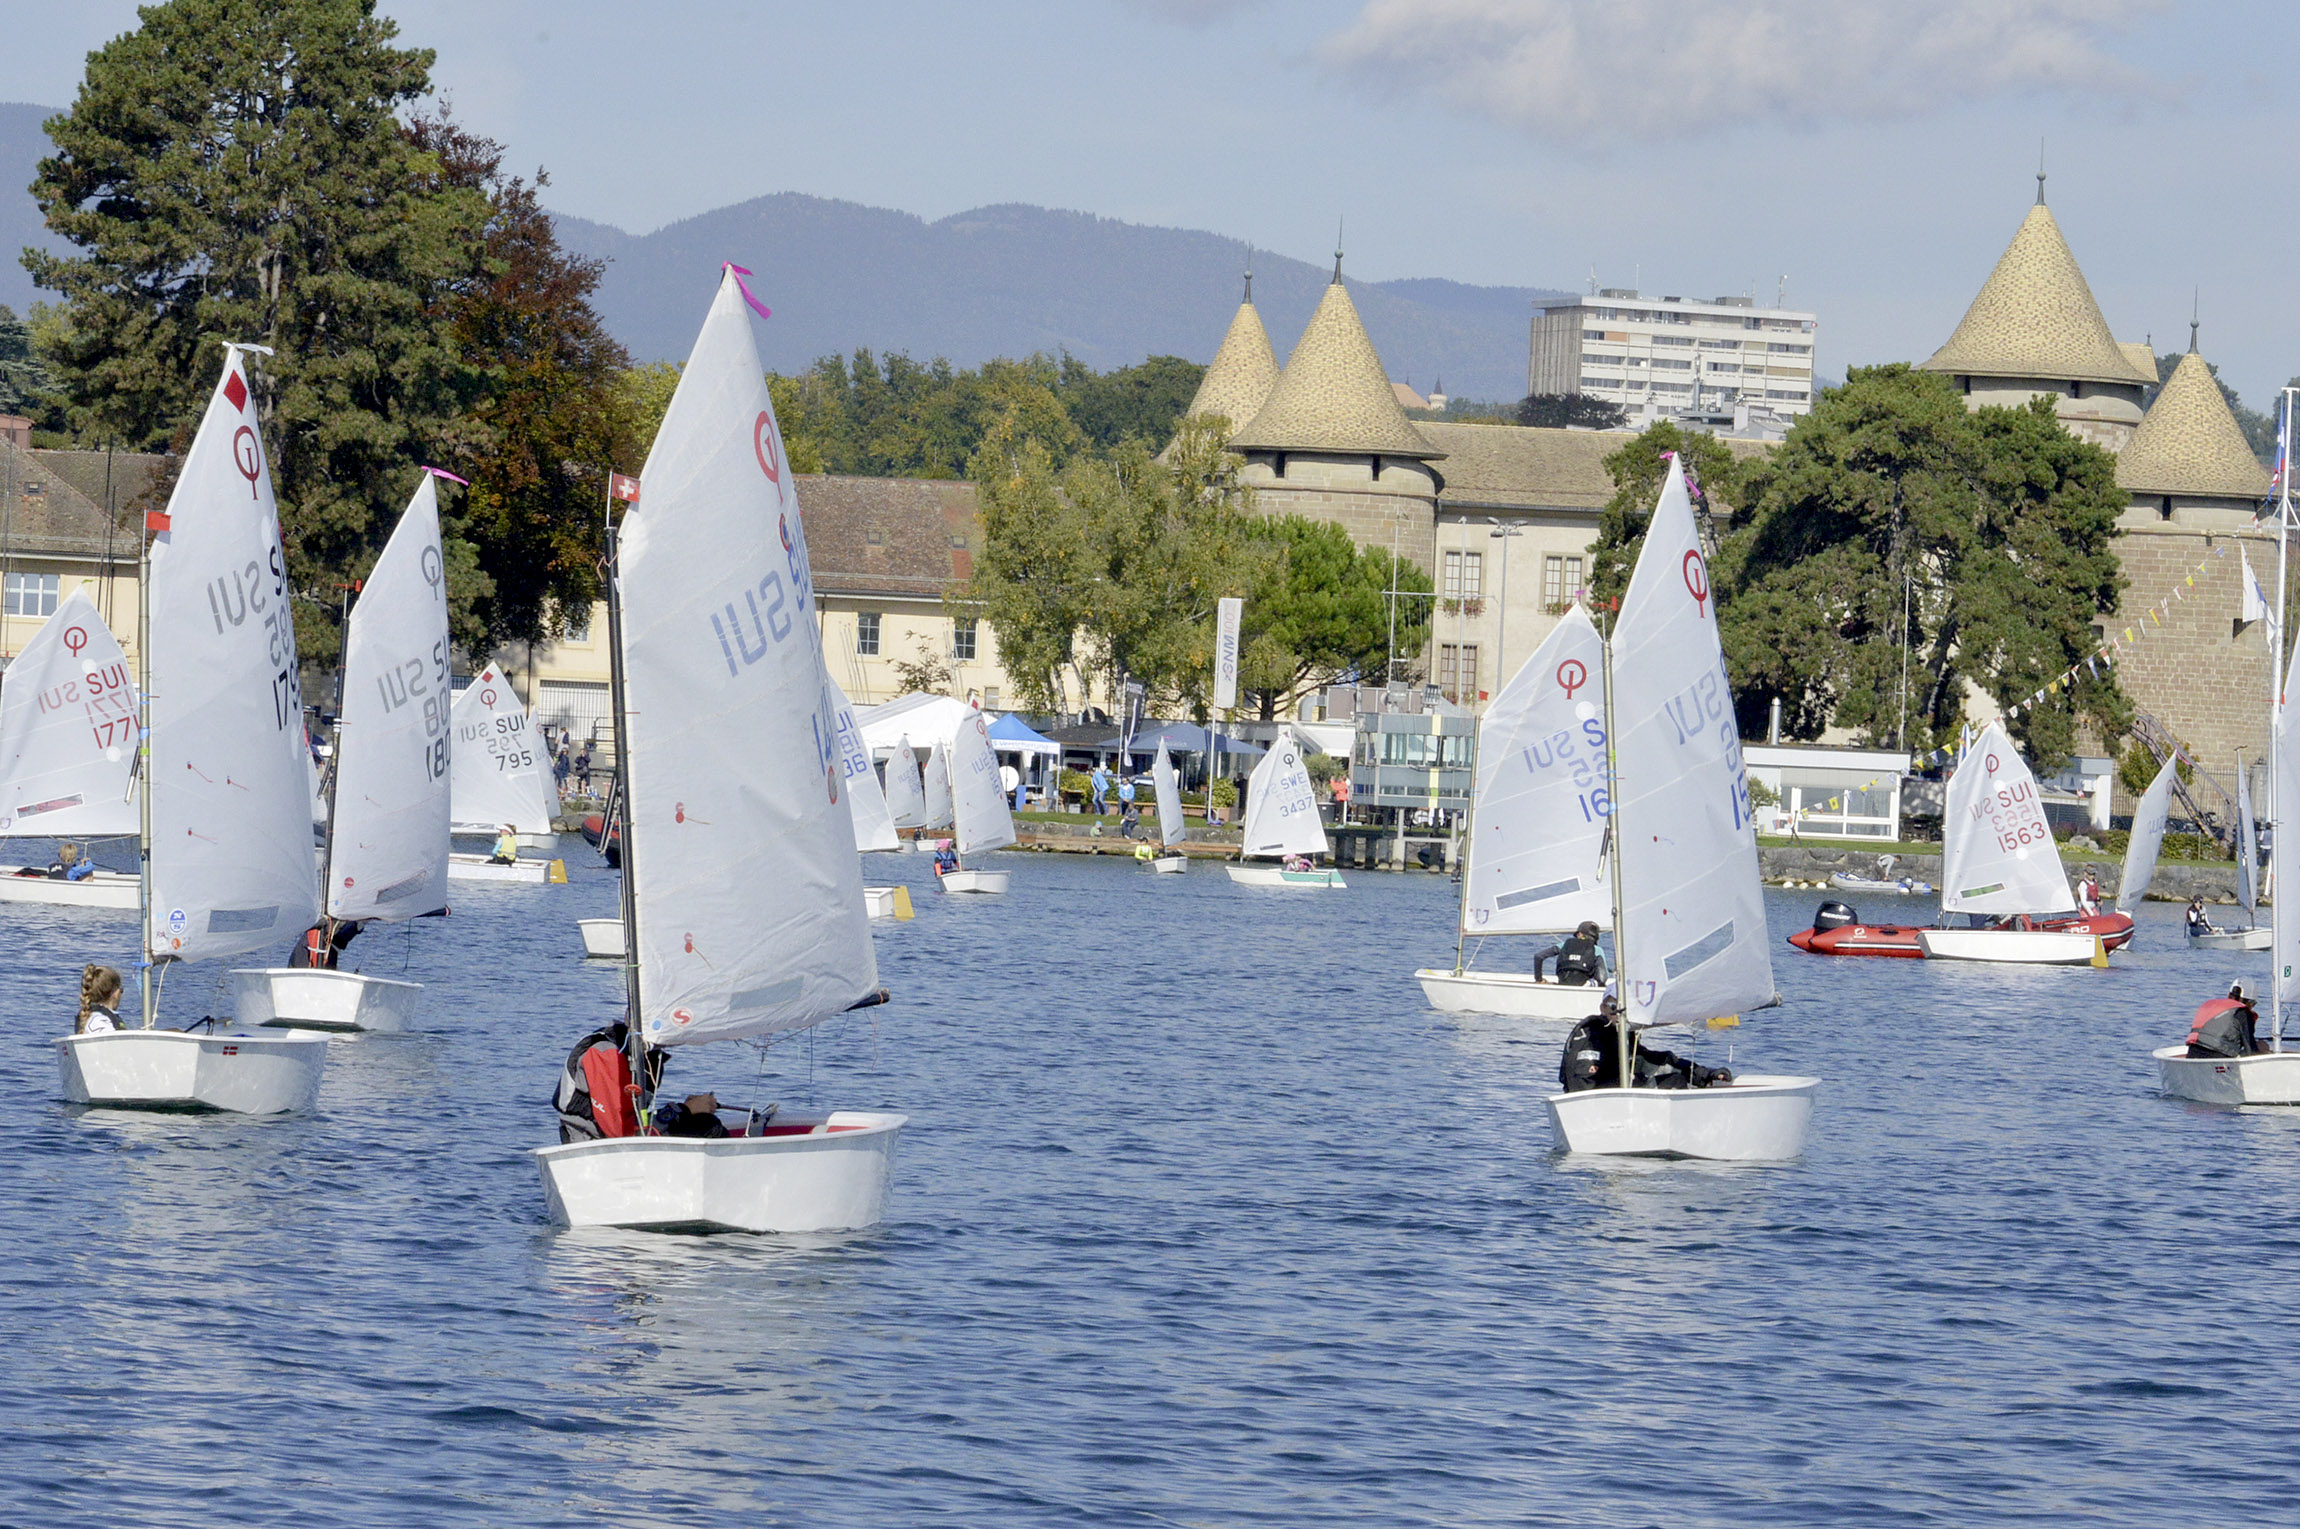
[2187,926,2273,952]
[56,1028,329,1113]
[2153,1045,2300,1105]
[578,917,625,959]
[447,852,565,885]
[0,868,140,911]
[229,967,423,1034]
[1416,968,1608,1019]
[1224,863,1344,889]
[1148,854,1187,874]
[536,1112,906,1232]
[1545,1075,1818,1160]
[938,868,1009,894]
[1914,927,2100,965]
[1829,873,1933,896]
[862,885,914,920]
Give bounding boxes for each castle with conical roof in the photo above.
[1926,178,2277,814]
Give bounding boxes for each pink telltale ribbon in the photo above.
[421,466,471,485]
[723,262,774,321]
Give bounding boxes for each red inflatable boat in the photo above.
[1787,900,2135,957]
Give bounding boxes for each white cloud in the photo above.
[1316,0,2169,143]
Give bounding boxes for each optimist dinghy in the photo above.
[932,711,1016,894]
[0,587,140,911]
[1225,728,1342,887]
[830,678,913,918]
[2185,755,2269,950]
[1416,605,1614,1019]
[1541,457,1816,1161]
[233,473,454,1034]
[535,268,904,1233]
[1145,741,1189,871]
[54,345,329,1113]
[449,660,560,848]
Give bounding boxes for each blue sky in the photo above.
[5,1,2295,403]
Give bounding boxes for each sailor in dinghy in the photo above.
[534,265,903,1234]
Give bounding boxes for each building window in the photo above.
[1543,555,1584,614]
[562,605,592,644]
[1443,550,1462,599]
[3,572,59,617]
[1438,643,1479,704]
[984,686,1000,710]
[856,612,881,657]
[951,618,977,661]
[1460,550,1482,599]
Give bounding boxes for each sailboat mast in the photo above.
[318,583,354,931]
[137,489,156,1030]
[1600,606,1629,1091]
[1452,732,1477,975]
[602,504,646,1097]
[2274,387,2295,1049]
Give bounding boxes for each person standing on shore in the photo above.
[1090,764,1109,816]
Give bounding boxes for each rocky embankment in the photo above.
[1761,845,2248,903]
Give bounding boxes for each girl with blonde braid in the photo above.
[76,965,125,1034]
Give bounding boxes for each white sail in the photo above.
[2275,636,2300,1016]
[950,707,1016,855]
[2237,756,2260,920]
[146,349,320,962]
[324,475,452,923]
[1240,725,1329,858]
[1463,603,1612,936]
[449,661,558,835]
[883,733,927,828]
[619,269,876,1047]
[0,587,137,839]
[1153,742,1186,849]
[1940,720,2076,915]
[1610,461,1774,1027]
[830,676,898,852]
[922,739,954,829]
[2115,752,2178,913]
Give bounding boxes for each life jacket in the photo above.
[554,1024,641,1143]
[1560,1015,1613,1091]
[2187,998,2258,1059]
[1556,934,1603,985]
[290,923,331,970]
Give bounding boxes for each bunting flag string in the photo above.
[1782,540,2249,814]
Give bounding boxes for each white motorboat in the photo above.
[535,269,903,1233]
[1224,862,1343,888]
[1913,926,2102,964]
[938,867,1009,895]
[2153,1046,2300,1106]
[278,472,457,1033]
[1228,727,1342,888]
[579,916,624,958]
[1539,459,1816,1161]
[57,1028,329,1113]
[862,885,914,919]
[0,585,141,914]
[2188,926,2273,951]
[1828,870,1935,896]
[52,345,331,1112]
[448,851,566,884]
[1547,1075,1818,1160]
[540,1112,906,1233]
[1425,604,1613,1014]
[0,868,139,910]
[1149,854,1187,874]
[448,659,561,845]
[230,968,424,1033]
[1416,968,1607,1020]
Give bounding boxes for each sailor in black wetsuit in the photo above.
[1528,920,1610,986]
[1559,994,1734,1092]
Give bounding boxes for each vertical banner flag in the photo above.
[2243,547,2271,627]
[1214,597,1242,711]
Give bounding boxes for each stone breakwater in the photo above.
[1761,845,2252,904]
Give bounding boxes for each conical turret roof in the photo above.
[2116,348,2271,500]
[1182,297,1279,433]
[1231,278,1440,459]
[1920,203,2154,388]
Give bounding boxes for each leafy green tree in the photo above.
[0,306,61,425]
[1056,354,1205,451]
[1588,421,1754,609]
[1515,392,1628,430]
[1241,518,1431,718]
[26,0,487,661]
[963,431,1101,712]
[1721,366,2127,765]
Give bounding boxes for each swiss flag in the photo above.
[223,369,248,413]
[609,473,640,503]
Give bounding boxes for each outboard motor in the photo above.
[1812,900,1857,934]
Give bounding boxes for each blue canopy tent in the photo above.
[987,713,1062,807]
[1121,722,1265,765]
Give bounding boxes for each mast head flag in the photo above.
[145,343,319,962]
[1463,603,1611,937]
[1609,455,1774,1027]
[618,266,876,1046]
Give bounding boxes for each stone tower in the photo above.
[1180,269,1279,434]
[1919,182,2155,452]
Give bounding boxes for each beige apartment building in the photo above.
[1528,291,1819,422]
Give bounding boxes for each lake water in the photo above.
[5,844,2295,1526]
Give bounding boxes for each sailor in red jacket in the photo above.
[2186,983,2268,1059]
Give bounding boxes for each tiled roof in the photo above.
[1920,204,2154,387]
[2119,341,2158,382]
[1421,422,1770,512]
[1181,300,1278,433]
[1232,280,1441,459]
[2115,351,2272,501]
[0,441,144,560]
[794,474,978,598]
